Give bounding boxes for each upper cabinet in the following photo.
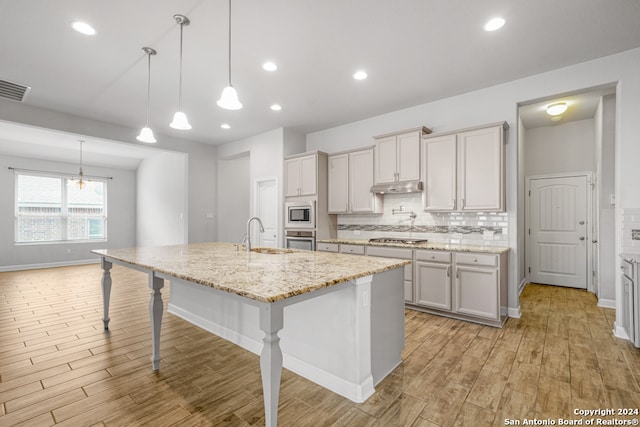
[374,127,431,184]
[423,122,508,212]
[328,148,382,214]
[285,154,318,197]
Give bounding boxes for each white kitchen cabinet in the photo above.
[412,249,507,327]
[374,127,430,184]
[339,244,366,255]
[423,122,507,212]
[453,252,501,320]
[317,242,339,252]
[285,154,317,197]
[366,246,414,303]
[328,148,382,214]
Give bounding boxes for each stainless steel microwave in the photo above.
[285,201,315,228]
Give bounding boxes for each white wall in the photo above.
[217,154,250,243]
[218,128,285,247]
[524,119,595,176]
[0,100,218,244]
[136,152,188,247]
[0,154,136,270]
[307,47,640,319]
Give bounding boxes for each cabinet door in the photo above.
[328,154,349,213]
[299,155,317,196]
[457,126,503,211]
[423,134,457,211]
[284,158,301,197]
[397,131,421,181]
[454,266,499,320]
[374,136,398,184]
[350,149,379,213]
[415,261,451,310]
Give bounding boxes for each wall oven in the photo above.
[285,201,315,229]
[285,230,316,251]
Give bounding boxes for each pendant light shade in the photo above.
[217,85,242,110]
[218,0,242,110]
[137,47,157,143]
[170,15,192,130]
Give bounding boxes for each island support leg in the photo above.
[100,258,112,330]
[259,303,284,427]
[149,272,165,371]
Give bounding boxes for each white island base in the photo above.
[168,267,404,403]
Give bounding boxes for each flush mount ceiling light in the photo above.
[170,14,192,130]
[270,104,282,111]
[221,123,231,129]
[262,61,278,72]
[217,0,242,110]
[71,21,96,36]
[546,102,568,116]
[137,47,158,143]
[353,70,368,80]
[484,17,505,31]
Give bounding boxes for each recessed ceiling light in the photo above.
[221,123,231,129]
[484,17,505,32]
[71,21,96,36]
[353,71,367,80]
[546,102,568,116]
[270,104,282,111]
[263,62,278,72]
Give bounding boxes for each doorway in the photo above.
[526,174,590,289]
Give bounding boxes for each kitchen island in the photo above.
[92,242,409,427]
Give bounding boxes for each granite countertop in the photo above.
[317,238,509,254]
[92,242,410,303]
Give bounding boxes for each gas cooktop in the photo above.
[368,237,428,245]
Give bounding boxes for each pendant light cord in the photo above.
[227,0,232,86]
[178,22,184,111]
[145,51,151,126]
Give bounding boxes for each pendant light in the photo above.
[137,47,158,143]
[170,15,192,130]
[217,0,242,110]
[76,140,86,190]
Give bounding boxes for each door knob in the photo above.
[579,221,585,225]
[579,236,585,240]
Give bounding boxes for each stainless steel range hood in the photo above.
[370,180,423,194]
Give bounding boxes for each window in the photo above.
[15,173,107,243]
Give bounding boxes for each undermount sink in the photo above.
[251,247,295,255]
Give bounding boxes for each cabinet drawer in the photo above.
[366,246,413,259]
[416,250,451,263]
[339,244,366,255]
[317,243,339,253]
[455,252,498,267]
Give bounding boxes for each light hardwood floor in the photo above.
[1,264,639,426]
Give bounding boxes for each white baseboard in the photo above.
[0,258,100,272]
[518,278,528,294]
[168,303,375,403]
[508,306,521,318]
[613,323,630,340]
[597,298,616,309]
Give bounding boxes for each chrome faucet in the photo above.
[246,217,265,253]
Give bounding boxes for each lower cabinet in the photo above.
[413,249,507,327]
[366,246,414,303]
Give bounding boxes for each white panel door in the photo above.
[423,134,457,211]
[328,154,349,213]
[529,176,588,288]
[375,136,398,184]
[397,131,421,181]
[255,178,278,248]
[458,126,503,211]
[349,149,376,213]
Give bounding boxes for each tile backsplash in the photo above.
[623,208,640,254]
[338,194,508,247]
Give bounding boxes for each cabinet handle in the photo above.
[461,198,465,209]
[447,266,450,277]
[452,199,456,209]
[431,255,435,259]
[456,269,459,279]
[473,258,478,262]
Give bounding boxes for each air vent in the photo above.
[0,79,31,102]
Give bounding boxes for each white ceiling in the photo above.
[1,0,639,156]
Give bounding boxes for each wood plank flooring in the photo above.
[1,265,639,426]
